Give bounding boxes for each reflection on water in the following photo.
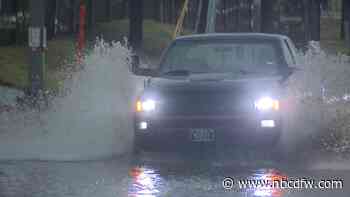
[250,169,287,197]
[128,167,163,197]
[128,164,288,197]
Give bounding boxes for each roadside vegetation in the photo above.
[0,38,75,90]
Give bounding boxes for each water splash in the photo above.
[289,41,350,102]
[0,38,143,160]
[286,41,350,156]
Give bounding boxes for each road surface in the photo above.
[0,150,349,197]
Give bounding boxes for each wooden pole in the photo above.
[28,0,46,96]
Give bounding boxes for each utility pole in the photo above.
[28,0,47,97]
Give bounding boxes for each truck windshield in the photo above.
[160,39,284,76]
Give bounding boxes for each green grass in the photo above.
[91,19,190,57]
[0,38,75,89]
[0,46,28,88]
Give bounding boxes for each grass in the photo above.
[90,19,190,57]
[0,37,75,90]
[0,46,28,88]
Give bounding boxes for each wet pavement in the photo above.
[0,151,349,197]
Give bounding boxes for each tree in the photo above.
[196,0,209,33]
[45,0,57,40]
[129,0,143,49]
[195,0,203,32]
[341,0,350,40]
[302,0,321,42]
[261,0,280,33]
[309,0,321,41]
[15,0,30,44]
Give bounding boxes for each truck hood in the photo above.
[145,74,283,96]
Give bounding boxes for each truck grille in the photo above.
[157,92,252,115]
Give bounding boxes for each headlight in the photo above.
[136,99,156,112]
[254,97,279,111]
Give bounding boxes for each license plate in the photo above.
[190,128,215,142]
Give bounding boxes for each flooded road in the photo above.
[0,152,349,197]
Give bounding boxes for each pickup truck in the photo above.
[131,33,299,154]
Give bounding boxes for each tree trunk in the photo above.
[341,0,350,40]
[89,0,97,29]
[261,0,280,33]
[341,0,345,39]
[195,0,203,32]
[197,0,209,33]
[121,0,128,18]
[72,0,80,33]
[343,0,350,47]
[106,0,112,21]
[171,0,176,24]
[14,0,19,44]
[160,0,164,23]
[129,0,143,49]
[154,0,161,21]
[302,0,310,42]
[309,0,321,41]
[45,0,56,40]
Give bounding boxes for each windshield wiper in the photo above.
[161,69,191,76]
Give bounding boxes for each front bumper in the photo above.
[134,113,282,151]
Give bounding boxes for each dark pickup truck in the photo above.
[131,33,299,154]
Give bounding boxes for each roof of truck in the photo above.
[175,33,288,41]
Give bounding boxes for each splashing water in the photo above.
[286,41,350,155]
[0,39,143,160]
[289,41,350,103]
